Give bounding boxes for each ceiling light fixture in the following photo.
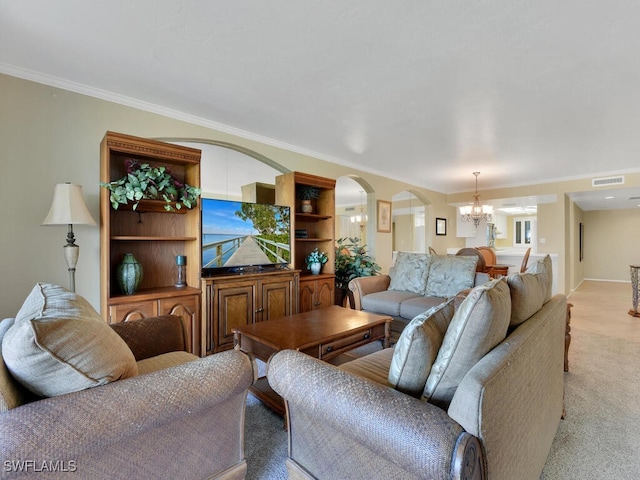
[350,191,368,233]
[459,172,493,228]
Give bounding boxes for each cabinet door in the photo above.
[299,277,334,312]
[109,300,158,324]
[213,283,256,352]
[315,277,334,309]
[299,279,316,313]
[159,295,201,356]
[259,278,294,321]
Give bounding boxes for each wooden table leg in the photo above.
[565,303,572,373]
[629,265,640,317]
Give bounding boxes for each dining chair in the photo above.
[520,247,532,273]
[476,246,509,278]
[455,247,487,273]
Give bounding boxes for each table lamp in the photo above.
[42,183,97,292]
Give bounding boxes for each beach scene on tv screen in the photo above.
[202,199,290,269]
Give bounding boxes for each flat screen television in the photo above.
[201,198,291,276]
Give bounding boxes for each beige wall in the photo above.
[582,208,640,282]
[0,74,453,317]
[569,200,585,291]
[2,73,638,317]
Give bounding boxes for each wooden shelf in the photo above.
[117,199,191,214]
[111,236,198,241]
[295,213,332,221]
[110,285,201,302]
[295,238,333,242]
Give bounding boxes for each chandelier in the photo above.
[459,172,493,228]
[350,191,368,232]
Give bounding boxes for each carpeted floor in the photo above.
[243,280,640,479]
[541,280,640,479]
[244,393,287,480]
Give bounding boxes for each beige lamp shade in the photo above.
[42,183,96,226]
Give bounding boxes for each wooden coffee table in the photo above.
[233,305,391,415]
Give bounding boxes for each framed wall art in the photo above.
[377,200,392,233]
[436,217,447,236]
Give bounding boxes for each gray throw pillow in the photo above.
[424,255,477,298]
[2,283,138,397]
[388,300,455,397]
[507,272,547,326]
[526,254,553,302]
[424,278,511,408]
[388,252,431,294]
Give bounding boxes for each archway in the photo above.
[391,190,429,254]
[155,138,288,199]
[335,175,375,248]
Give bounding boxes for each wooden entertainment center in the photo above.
[100,133,338,357]
[100,132,203,355]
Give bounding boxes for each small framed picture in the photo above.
[377,200,392,233]
[436,217,447,236]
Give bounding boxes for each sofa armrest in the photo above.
[348,275,391,310]
[110,315,187,361]
[268,349,477,479]
[1,350,257,477]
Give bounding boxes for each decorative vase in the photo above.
[117,253,143,295]
[175,255,187,288]
[301,199,313,213]
[309,262,322,275]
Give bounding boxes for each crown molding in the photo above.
[0,63,426,191]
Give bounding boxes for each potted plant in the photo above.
[296,185,321,213]
[334,237,381,307]
[305,248,328,275]
[100,159,202,211]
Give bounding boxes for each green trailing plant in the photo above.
[305,248,328,270]
[296,185,321,200]
[100,159,201,211]
[334,237,381,292]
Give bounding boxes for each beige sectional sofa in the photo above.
[1,283,256,480]
[268,255,565,480]
[349,253,490,340]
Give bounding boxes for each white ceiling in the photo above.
[2,1,640,211]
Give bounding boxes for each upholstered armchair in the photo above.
[1,284,257,480]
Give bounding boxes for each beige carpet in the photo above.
[541,280,640,479]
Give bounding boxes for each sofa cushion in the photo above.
[361,290,422,318]
[2,283,138,397]
[424,278,511,408]
[0,318,34,412]
[338,348,395,386]
[388,252,431,294]
[136,351,198,375]
[398,295,447,320]
[526,254,553,302]
[507,272,548,326]
[424,255,477,298]
[388,300,455,397]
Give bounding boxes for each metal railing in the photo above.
[202,236,246,268]
[202,235,290,267]
[252,237,290,264]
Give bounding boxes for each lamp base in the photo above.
[63,243,79,293]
